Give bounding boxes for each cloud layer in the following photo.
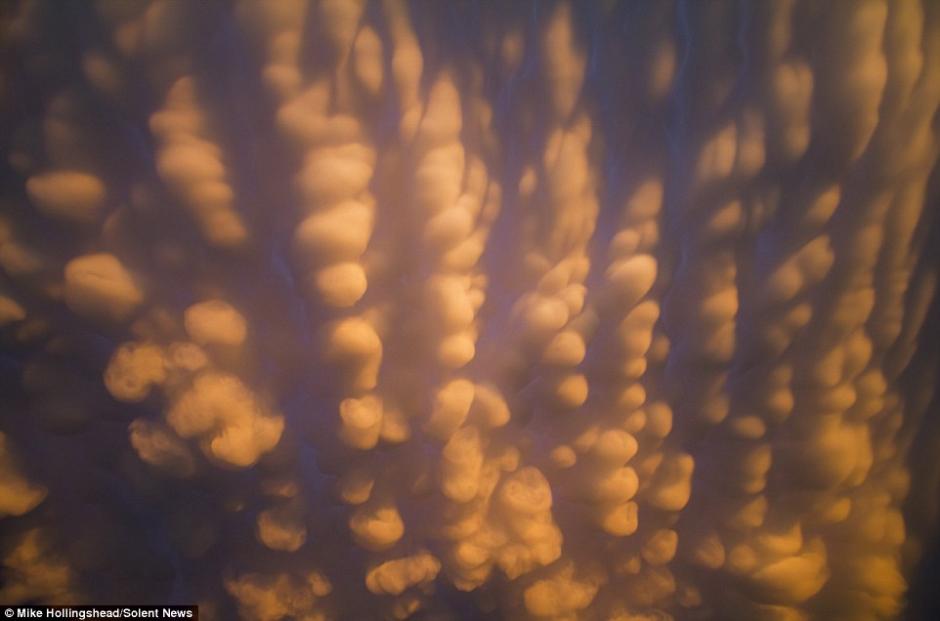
[1,1,940,619]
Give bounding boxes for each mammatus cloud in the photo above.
[1,0,939,619]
